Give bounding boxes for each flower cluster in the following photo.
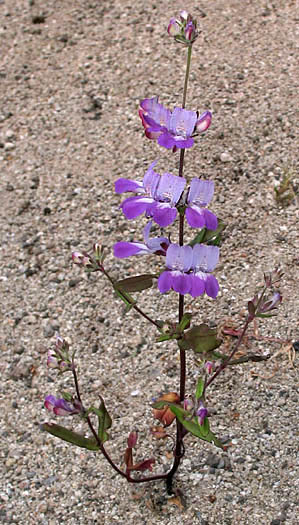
[139,97,211,152]
[167,10,199,45]
[115,162,217,230]
[47,334,72,373]
[114,86,219,299]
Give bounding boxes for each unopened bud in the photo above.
[196,111,212,133]
[127,431,138,448]
[72,251,92,267]
[259,292,282,313]
[196,402,208,426]
[167,17,180,36]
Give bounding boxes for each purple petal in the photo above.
[203,209,218,230]
[204,274,219,299]
[192,244,219,273]
[114,242,148,258]
[187,179,214,206]
[189,274,205,298]
[170,107,197,138]
[142,221,153,244]
[120,196,153,219]
[185,206,206,229]
[196,111,212,133]
[152,203,177,227]
[44,395,56,413]
[143,162,160,197]
[155,173,186,204]
[197,406,208,425]
[142,114,166,133]
[140,97,171,129]
[115,178,144,194]
[166,244,193,272]
[157,131,177,149]
[172,272,191,295]
[158,271,173,293]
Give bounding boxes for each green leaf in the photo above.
[195,377,205,400]
[177,313,192,332]
[169,405,223,449]
[41,423,100,450]
[89,398,112,443]
[156,333,173,343]
[115,274,155,293]
[183,324,222,354]
[114,287,135,306]
[256,312,276,319]
[189,220,226,247]
[189,228,207,247]
[61,391,73,402]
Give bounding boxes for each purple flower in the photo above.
[139,97,211,151]
[191,244,219,299]
[158,245,193,295]
[185,178,218,230]
[115,161,186,227]
[196,402,208,426]
[44,395,82,416]
[114,221,170,258]
[158,243,219,298]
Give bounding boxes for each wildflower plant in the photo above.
[42,11,284,494]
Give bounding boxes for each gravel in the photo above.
[0,1,298,524]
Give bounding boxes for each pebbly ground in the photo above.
[0,1,298,524]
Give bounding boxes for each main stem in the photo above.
[166,44,193,493]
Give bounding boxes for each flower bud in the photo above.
[127,431,138,448]
[167,17,180,37]
[196,402,208,426]
[195,111,212,133]
[205,361,214,375]
[72,251,92,267]
[185,20,197,42]
[259,292,282,313]
[264,266,284,287]
[179,10,189,21]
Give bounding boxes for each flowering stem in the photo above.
[166,45,194,493]
[182,46,192,109]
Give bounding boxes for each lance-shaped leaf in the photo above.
[189,219,226,247]
[177,312,192,332]
[115,274,155,293]
[89,398,112,443]
[195,377,205,400]
[114,287,136,313]
[182,324,222,353]
[41,423,100,450]
[169,405,224,449]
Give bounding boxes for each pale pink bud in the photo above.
[72,251,91,266]
[196,111,212,133]
[205,361,214,374]
[167,17,180,36]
